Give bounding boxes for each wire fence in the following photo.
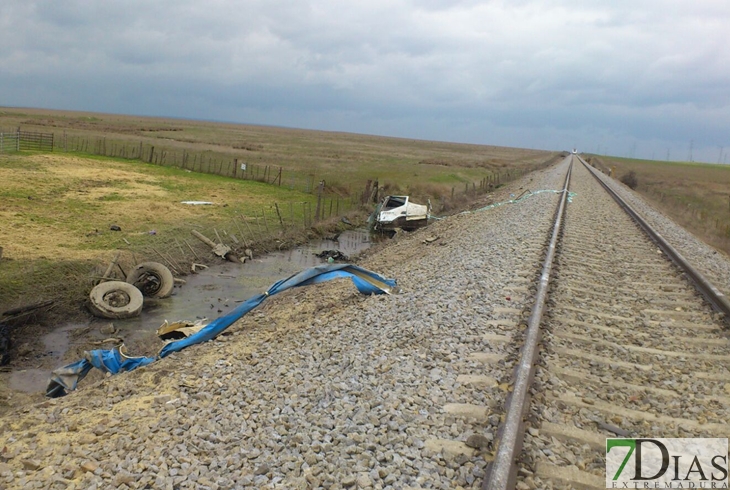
[0,130,54,153]
[0,132,551,318]
[54,133,334,196]
[0,132,18,153]
[50,133,535,201]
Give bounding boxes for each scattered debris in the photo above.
[157,319,207,340]
[98,252,121,285]
[594,419,631,437]
[89,337,124,346]
[99,323,116,335]
[88,281,144,319]
[191,230,240,263]
[191,263,209,273]
[180,201,214,205]
[315,250,349,262]
[422,235,440,244]
[48,264,398,397]
[109,225,121,231]
[126,262,174,299]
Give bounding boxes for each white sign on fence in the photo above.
[240,163,247,171]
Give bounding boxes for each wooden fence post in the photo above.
[314,180,325,221]
[274,203,285,230]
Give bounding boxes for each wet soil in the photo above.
[0,229,373,410]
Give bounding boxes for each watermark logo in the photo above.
[606,438,728,488]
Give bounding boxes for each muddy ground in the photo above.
[0,191,493,391]
[0,236,374,409]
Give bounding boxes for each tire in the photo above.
[126,262,174,299]
[89,281,144,319]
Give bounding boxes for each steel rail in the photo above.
[484,155,730,490]
[482,157,573,490]
[578,156,730,318]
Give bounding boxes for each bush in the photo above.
[620,171,638,189]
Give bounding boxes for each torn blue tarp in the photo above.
[46,264,397,398]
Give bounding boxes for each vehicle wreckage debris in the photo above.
[422,235,440,244]
[87,260,176,320]
[314,250,349,262]
[126,262,175,299]
[98,251,121,285]
[46,264,398,397]
[191,230,240,263]
[88,281,144,320]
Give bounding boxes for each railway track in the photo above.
[484,156,730,489]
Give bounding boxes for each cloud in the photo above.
[0,0,728,160]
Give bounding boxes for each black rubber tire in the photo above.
[126,262,174,299]
[88,281,144,319]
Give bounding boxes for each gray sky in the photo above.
[2,0,728,162]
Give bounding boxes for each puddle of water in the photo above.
[9,229,373,393]
[8,369,52,393]
[7,323,85,393]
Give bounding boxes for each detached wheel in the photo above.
[126,262,174,299]
[89,281,143,319]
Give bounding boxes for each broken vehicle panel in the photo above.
[374,195,431,231]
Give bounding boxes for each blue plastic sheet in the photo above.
[46,264,396,397]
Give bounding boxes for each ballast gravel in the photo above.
[589,163,730,296]
[0,160,571,489]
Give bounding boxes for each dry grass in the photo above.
[0,107,555,197]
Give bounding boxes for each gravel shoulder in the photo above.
[0,159,567,489]
[589,164,730,298]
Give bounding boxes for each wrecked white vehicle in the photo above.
[374,195,431,231]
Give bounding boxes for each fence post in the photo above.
[274,203,285,230]
[0,132,3,153]
[314,180,325,221]
[16,130,20,151]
